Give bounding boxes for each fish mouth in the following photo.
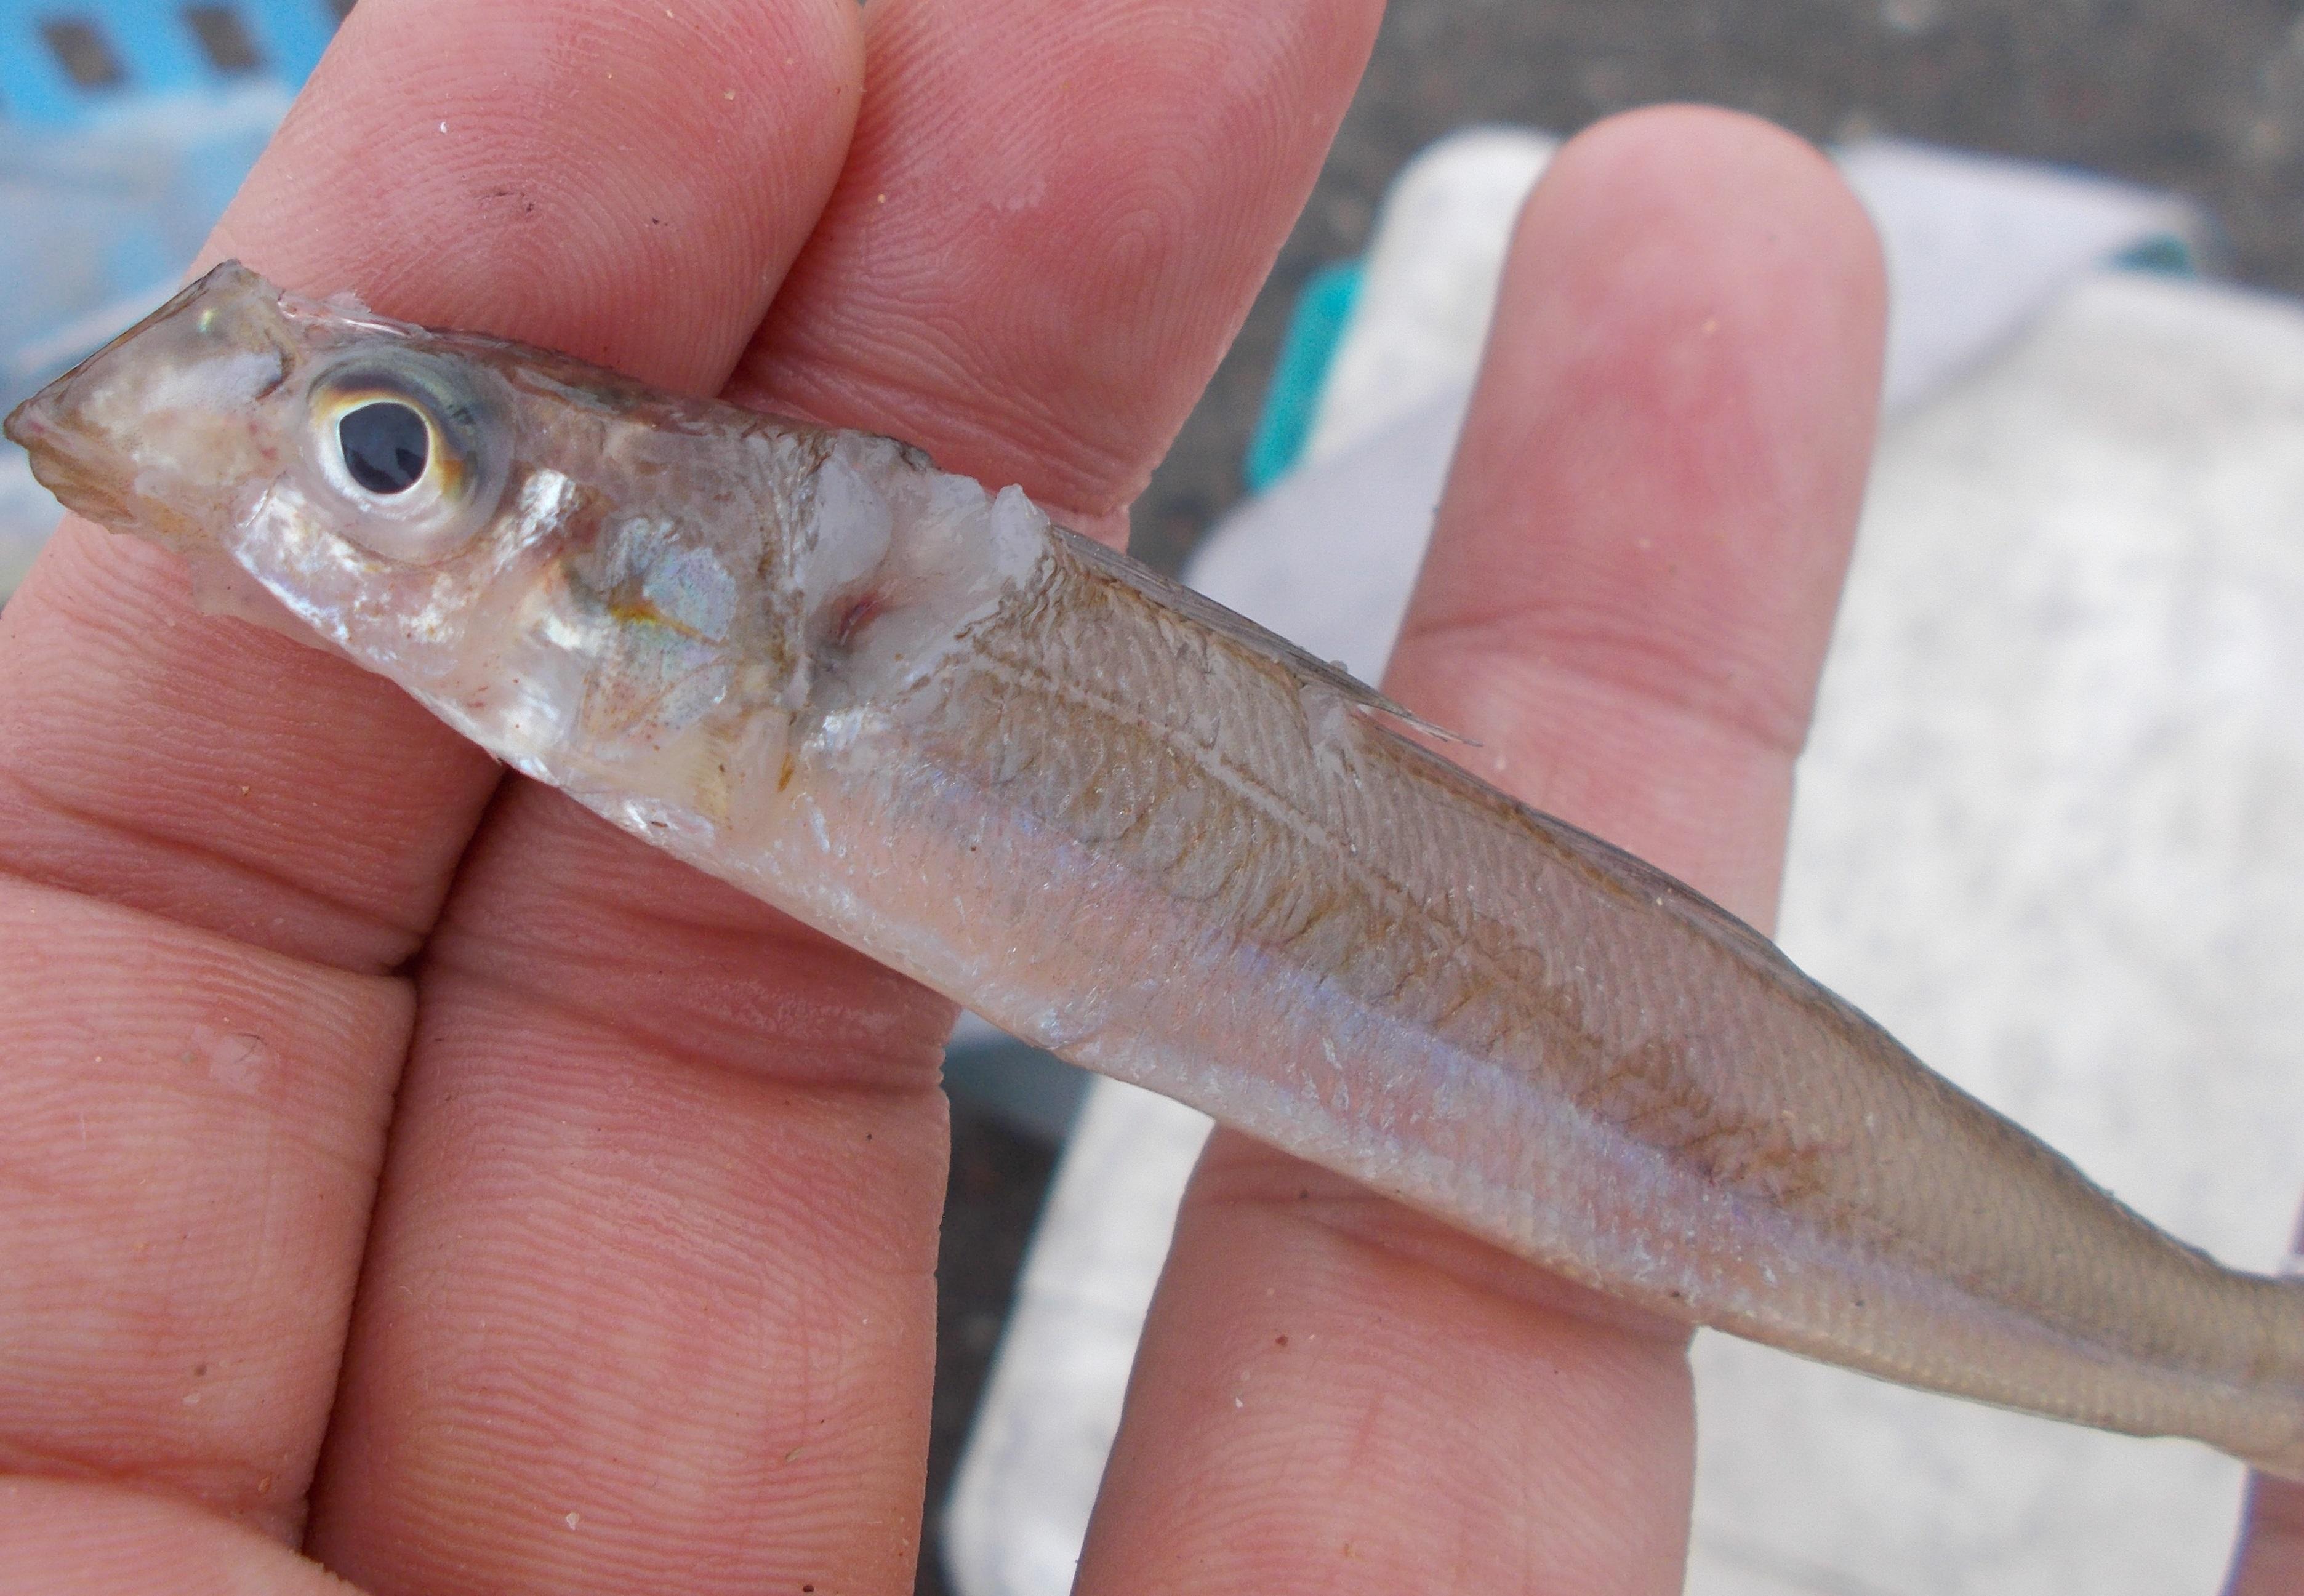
[3,386,58,455]
[5,379,134,531]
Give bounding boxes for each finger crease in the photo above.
[0,765,431,975]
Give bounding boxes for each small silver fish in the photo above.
[11,261,2303,1480]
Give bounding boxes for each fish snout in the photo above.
[6,370,134,529]
[4,267,302,546]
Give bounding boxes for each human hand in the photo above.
[2233,1406,2304,1587]
[0,3,1893,1591]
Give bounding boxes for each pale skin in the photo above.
[0,1,2284,1591]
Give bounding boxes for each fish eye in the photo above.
[307,350,509,564]
[337,400,429,495]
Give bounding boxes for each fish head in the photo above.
[6,260,531,622]
[7,261,798,792]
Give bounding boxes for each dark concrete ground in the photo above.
[921,4,2304,1589]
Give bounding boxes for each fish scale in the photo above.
[9,259,2303,1488]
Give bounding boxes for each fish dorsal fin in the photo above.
[1051,523,1471,744]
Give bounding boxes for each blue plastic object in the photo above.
[1,0,338,127]
[1244,260,1362,493]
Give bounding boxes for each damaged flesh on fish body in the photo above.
[10,260,2304,1482]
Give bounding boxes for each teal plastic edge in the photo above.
[1245,260,1363,494]
[2114,233,2199,277]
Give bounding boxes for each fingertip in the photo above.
[207,0,867,390]
[737,0,1383,519]
[1499,102,1889,498]
[1559,103,1879,233]
[1527,103,1889,382]
[1388,104,1889,916]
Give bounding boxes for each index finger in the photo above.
[0,0,864,1541]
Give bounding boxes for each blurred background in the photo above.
[6,3,2303,1592]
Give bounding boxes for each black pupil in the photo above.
[339,402,430,494]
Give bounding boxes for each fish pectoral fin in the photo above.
[1050,523,1475,745]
